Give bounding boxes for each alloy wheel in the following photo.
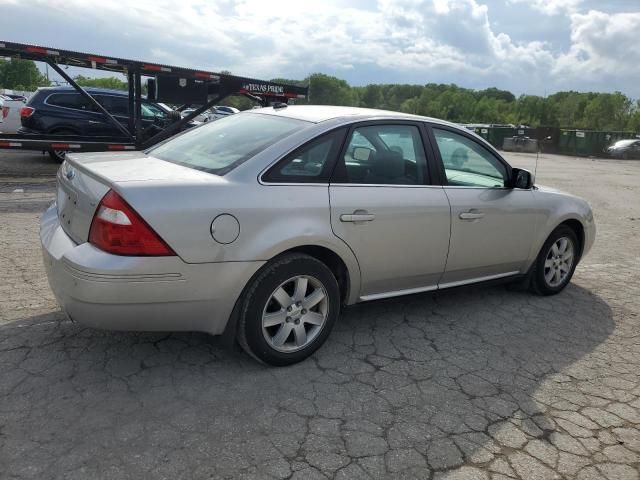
[261,275,329,353]
[544,236,574,287]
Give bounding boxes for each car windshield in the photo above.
[147,113,308,175]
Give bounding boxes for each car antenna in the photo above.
[534,144,539,185]
[534,136,550,186]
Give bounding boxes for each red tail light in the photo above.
[88,190,175,256]
[20,106,35,119]
[2,106,8,119]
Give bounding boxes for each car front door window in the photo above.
[433,129,507,188]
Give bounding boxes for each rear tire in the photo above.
[529,225,579,296]
[237,253,340,366]
[48,129,75,162]
[49,149,66,162]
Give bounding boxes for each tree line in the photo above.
[278,74,640,132]
[2,59,638,132]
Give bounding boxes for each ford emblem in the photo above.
[64,165,75,180]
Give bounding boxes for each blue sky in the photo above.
[2,0,639,97]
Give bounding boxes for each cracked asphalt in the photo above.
[1,150,639,479]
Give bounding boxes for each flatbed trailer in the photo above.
[0,40,308,153]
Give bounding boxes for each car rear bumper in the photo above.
[40,203,264,335]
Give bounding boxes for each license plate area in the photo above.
[57,181,78,229]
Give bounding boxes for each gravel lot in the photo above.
[1,150,639,479]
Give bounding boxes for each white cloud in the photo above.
[554,10,640,83]
[508,0,584,16]
[0,0,639,96]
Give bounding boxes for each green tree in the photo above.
[306,73,355,106]
[583,92,631,131]
[73,74,128,91]
[359,84,384,108]
[0,59,50,90]
[220,73,640,133]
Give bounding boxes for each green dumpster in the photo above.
[487,126,516,149]
[559,130,636,157]
[558,130,578,155]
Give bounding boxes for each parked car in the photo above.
[2,93,28,102]
[0,96,28,134]
[181,105,239,122]
[41,106,595,365]
[213,105,239,116]
[18,86,184,161]
[606,138,640,159]
[0,95,5,130]
[180,108,211,123]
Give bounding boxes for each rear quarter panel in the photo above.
[117,180,362,303]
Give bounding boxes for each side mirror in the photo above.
[352,146,372,162]
[511,168,533,189]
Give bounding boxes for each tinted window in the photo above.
[148,113,307,175]
[47,93,93,111]
[433,128,507,188]
[336,124,427,185]
[96,95,129,116]
[263,129,345,183]
[141,102,167,119]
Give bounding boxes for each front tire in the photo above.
[530,225,579,295]
[237,253,340,366]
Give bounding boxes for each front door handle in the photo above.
[459,210,485,220]
[87,120,102,124]
[340,210,375,223]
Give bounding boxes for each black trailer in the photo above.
[0,40,308,153]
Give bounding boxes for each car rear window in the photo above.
[147,113,308,175]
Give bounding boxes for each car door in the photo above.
[94,94,131,136]
[329,122,451,299]
[45,92,105,136]
[428,125,536,287]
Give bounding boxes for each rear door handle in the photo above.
[87,120,102,124]
[340,210,375,222]
[459,210,485,220]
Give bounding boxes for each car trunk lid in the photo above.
[56,151,219,244]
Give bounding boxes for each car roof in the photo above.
[250,105,458,128]
[36,86,128,96]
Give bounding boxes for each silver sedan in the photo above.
[40,106,596,365]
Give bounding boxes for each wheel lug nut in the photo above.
[286,317,291,323]
[301,309,307,315]
[287,306,293,312]
[294,319,300,325]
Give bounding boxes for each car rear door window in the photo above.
[433,128,507,188]
[334,124,427,185]
[47,93,93,111]
[263,129,345,183]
